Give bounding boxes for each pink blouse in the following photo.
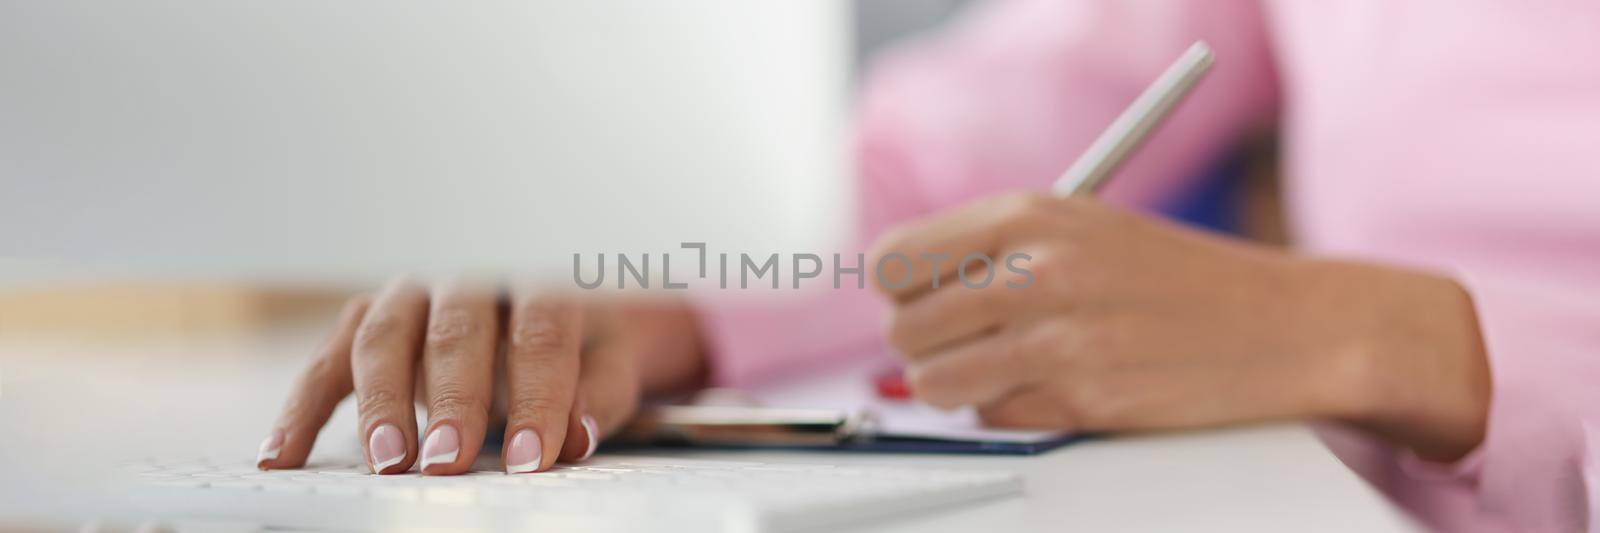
[699,1,1600,530]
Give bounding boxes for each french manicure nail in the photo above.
[255,430,284,469]
[504,429,542,474]
[420,424,460,471]
[368,424,406,474]
[580,415,600,461]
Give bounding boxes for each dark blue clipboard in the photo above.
[595,433,1090,456]
[485,421,1090,456]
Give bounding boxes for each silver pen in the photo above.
[1052,41,1215,196]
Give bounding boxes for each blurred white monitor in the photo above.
[0,1,851,286]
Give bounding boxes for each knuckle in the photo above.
[998,264,1033,289]
[509,314,572,356]
[1028,247,1081,293]
[356,386,403,419]
[353,316,400,352]
[428,385,489,414]
[507,395,568,425]
[425,309,481,354]
[1030,246,1071,276]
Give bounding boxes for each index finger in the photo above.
[258,295,369,470]
[867,193,1060,302]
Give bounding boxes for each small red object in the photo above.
[874,368,912,400]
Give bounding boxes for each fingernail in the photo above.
[255,430,284,469]
[420,424,460,472]
[580,415,600,461]
[368,424,406,474]
[504,429,542,474]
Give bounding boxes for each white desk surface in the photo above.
[0,331,1419,532]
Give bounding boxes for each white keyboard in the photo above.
[124,455,1022,532]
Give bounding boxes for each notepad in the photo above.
[624,356,1088,451]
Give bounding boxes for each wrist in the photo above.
[1297,260,1491,461]
[628,300,710,395]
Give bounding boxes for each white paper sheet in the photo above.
[744,359,1069,444]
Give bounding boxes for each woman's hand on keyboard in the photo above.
[254,279,708,475]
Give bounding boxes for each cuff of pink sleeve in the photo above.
[1421,271,1596,523]
[1388,270,1532,486]
[1584,422,1600,532]
[1396,445,1487,483]
[1388,270,1513,485]
[694,299,786,387]
[693,289,892,388]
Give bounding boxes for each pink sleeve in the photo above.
[699,0,1282,387]
[1371,274,1600,531]
[1459,275,1600,531]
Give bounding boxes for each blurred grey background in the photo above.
[0,0,990,337]
[854,0,970,72]
[0,1,852,284]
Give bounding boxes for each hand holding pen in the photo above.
[868,43,1488,461]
